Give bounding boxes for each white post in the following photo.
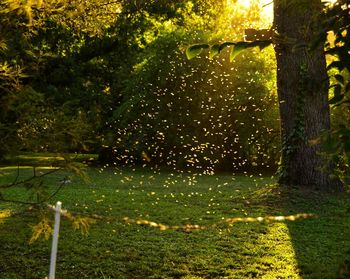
[49,201,62,279]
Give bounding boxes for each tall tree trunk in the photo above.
[274,0,343,190]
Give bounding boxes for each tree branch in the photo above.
[0,168,60,189]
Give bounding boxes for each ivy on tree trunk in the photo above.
[274,0,343,190]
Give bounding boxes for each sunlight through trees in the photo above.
[0,0,350,276]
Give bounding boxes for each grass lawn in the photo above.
[1,155,350,278]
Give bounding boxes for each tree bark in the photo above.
[274,0,343,190]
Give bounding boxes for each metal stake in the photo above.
[49,201,62,279]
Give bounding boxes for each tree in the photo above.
[188,0,344,190]
[273,0,342,189]
[0,0,124,157]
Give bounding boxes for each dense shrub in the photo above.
[104,4,280,173]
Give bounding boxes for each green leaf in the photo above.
[218,42,236,52]
[186,44,209,60]
[329,94,344,105]
[209,44,221,59]
[334,74,344,85]
[327,60,345,71]
[333,84,342,97]
[207,40,271,62]
[256,40,272,51]
[230,42,248,61]
[345,82,350,93]
[332,100,350,108]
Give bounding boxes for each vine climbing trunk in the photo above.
[273,0,343,190]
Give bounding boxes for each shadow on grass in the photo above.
[263,185,350,279]
[0,210,51,279]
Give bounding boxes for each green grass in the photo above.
[0,152,97,168]
[1,160,350,278]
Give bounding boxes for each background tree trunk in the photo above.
[274,0,343,190]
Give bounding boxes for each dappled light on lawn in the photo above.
[0,209,12,221]
[121,212,315,232]
[0,166,60,171]
[254,222,300,277]
[1,165,350,278]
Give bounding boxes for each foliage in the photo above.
[1,0,281,174]
[105,0,279,173]
[0,0,104,156]
[319,0,350,185]
[186,39,272,61]
[318,1,350,273]
[29,216,53,244]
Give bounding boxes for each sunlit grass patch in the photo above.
[16,154,65,161]
[1,152,97,167]
[0,166,60,171]
[0,209,11,220]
